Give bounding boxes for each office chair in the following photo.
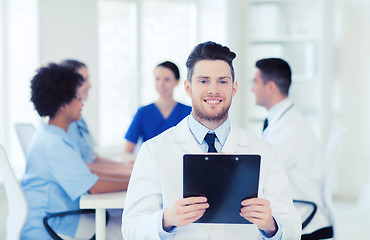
[322,126,348,239]
[15,123,36,157]
[0,144,28,240]
[295,127,347,240]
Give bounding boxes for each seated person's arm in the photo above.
[121,141,137,163]
[88,163,133,178]
[124,141,136,154]
[88,174,129,194]
[94,155,117,164]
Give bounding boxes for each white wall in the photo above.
[39,0,100,140]
[0,0,39,176]
[334,0,370,199]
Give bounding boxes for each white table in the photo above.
[80,191,126,240]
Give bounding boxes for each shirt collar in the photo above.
[267,98,293,124]
[188,114,230,147]
[45,123,77,148]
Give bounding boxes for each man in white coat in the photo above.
[122,42,301,240]
[251,58,333,239]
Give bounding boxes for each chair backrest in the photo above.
[0,144,28,240]
[15,123,36,157]
[322,126,347,238]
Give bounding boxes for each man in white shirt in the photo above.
[251,58,333,239]
[122,42,301,240]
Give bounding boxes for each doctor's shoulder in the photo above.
[139,122,180,148]
[232,125,276,152]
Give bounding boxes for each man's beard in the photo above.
[192,104,230,123]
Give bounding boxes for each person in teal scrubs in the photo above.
[61,59,134,175]
[123,61,191,154]
[60,60,95,164]
[20,63,129,239]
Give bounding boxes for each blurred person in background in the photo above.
[122,61,191,158]
[60,59,133,175]
[21,63,128,239]
[251,58,332,239]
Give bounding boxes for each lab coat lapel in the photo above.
[171,117,203,154]
[222,125,249,153]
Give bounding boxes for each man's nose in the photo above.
[251,84,255,92]
[208,82,219,94]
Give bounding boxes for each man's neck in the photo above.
[266,95,288,110]
[192,113,228,131]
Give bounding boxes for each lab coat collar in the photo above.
[267,98,293,125]
[171,117,249,153]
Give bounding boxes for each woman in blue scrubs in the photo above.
[123,61,191,154]
[20,64,129,239]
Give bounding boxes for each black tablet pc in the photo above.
[183,154,261,224]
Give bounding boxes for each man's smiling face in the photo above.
[185,60,237,124]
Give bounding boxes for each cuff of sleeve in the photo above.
[72,174,99,201]
[158,209,177,239]
[259,217,283,240]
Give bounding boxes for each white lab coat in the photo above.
[122,117,301,240]
[262,100,330,234]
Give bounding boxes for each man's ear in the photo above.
[232,81,238,97]
[184,79,192,97]
[267,81,277,93]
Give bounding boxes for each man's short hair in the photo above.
[186,41,236,82]
[255,58,292,96]
[60,59,86,72]
[30,63,83,118]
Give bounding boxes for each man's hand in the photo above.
[163,197,209,231]
[240,198,278,237]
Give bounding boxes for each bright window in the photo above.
[97,0,196,147]
[98,1,137,146]
[0,0,39,178]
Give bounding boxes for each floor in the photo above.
[0,184,368,239]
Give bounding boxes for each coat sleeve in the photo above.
[122,142,172,240]
[261,148,302,240]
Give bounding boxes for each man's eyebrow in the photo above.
[196,76,210,79]
[219,76,231,79]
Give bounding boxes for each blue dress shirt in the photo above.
[187,114,230,153]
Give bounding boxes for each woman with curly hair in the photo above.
[21,63,127,239]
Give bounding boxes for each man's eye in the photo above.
[220,80,228,84]
[200,80,207,84]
